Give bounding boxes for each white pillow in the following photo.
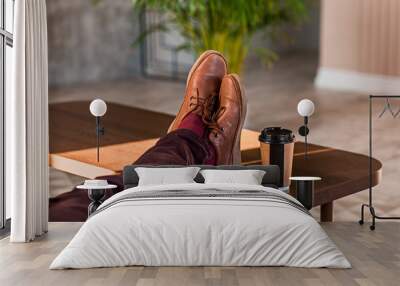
[200,169,266,185]
[135,167,200,186]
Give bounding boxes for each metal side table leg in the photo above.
[87,189,106,217]
[321,201,333,222]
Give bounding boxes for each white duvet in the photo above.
[50,183,350,269]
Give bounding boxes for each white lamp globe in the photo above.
[90,99,107,117]
[297,99,315,117]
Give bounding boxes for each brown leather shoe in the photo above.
[209,74,247,165]
[167,50,227,133]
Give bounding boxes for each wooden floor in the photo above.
[1,222,399,286]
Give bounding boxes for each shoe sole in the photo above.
[167,50,228,133]
[229,74,247,165]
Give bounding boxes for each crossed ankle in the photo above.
[178,113,207,138]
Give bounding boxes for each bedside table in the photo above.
[290,176,321,210]
[77,184,117,216]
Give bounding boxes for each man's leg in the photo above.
[133,50,228,166]
[134,74,247,166]
[134,113,216,165]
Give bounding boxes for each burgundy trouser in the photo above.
[49,128,213,222]
[135,129,214,165]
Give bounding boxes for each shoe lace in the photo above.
[188,88,226,137]
[208,107,226,137]
[189,88,205,113]
[189,88,219,125]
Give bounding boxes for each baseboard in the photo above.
[314,67,400,94]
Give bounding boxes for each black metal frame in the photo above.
[138,7,192,81]
[359,95,400,230]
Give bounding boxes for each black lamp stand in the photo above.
[95,116,105,162]
[298,116,310,160]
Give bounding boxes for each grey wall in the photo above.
[47,0,141,87]
[250,1,320,54]
[290,1,320,52]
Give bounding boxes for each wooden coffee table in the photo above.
[49,101,382,222]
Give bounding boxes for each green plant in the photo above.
[133,0,309,73]
[92,0,309,73]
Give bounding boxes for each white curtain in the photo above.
[7,0,49,242]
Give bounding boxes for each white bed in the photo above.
[50,183,350,269]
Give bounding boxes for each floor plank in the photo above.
[1,222,399,286]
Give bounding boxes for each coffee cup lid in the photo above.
[259,127,295,144]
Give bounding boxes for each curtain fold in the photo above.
[8,0,49,242]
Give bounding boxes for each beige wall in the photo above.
[320,0,400,77]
